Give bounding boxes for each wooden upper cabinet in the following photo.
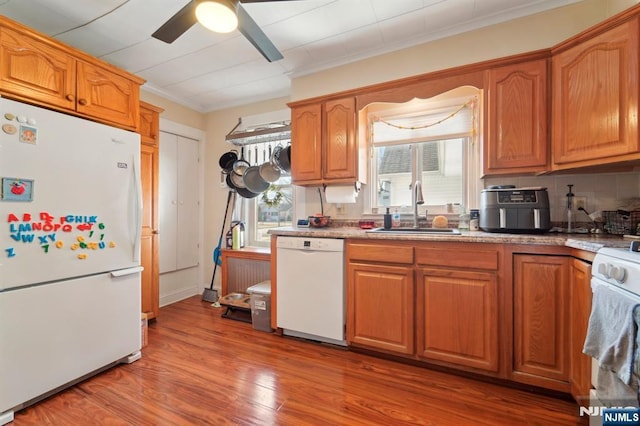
[323,97,357,180]
[290,97,361,185]
[484,59,549,175]
[0,16,143,131]
[291,103,322,183]
[139,101,164,147]
[552,18,640,169]
[76,61,140,130]
[0,25,76,110]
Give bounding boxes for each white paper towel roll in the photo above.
[325,185,358,204]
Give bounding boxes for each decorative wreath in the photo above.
[261,184,284,208]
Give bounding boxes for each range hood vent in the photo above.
[225,117,291,146]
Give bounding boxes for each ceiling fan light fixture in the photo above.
[195,0,238,33]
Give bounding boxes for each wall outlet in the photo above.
[574,196,587,211]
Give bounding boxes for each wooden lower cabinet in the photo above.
[347,262,414,355]
[346,240,588,397]
[569,257,593,402]
[512,254,570,391]
[347,240,500,371]
[416,267,499,372]
[346,241,414,355]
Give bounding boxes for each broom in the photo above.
[202,190,234,302]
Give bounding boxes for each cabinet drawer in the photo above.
[415,244,499,270]
[347,242,413,264]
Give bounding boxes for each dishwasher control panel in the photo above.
[276,236,344,251]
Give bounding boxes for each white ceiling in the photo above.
[0,0,582,112]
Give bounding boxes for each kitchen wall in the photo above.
[291,0,640,223]
[140,91,208,304]
[145,0,640,298]
[141,92,205,130]
[142,91,292,298]
[296,171,640,225]
[487,172,640,224]
[290,0,636,102]
[202,97,289,291]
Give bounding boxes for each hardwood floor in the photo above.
[12,296,587,425]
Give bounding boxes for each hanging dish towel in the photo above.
[583,284,640,406]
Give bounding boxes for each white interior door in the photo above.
[159,132,200,274]
[176,136,199,269]
[159,133,178,273]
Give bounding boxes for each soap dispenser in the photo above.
[566,184,574,233]
[458,205,470,230]
[384,208,392,229]
[392,209,401,228]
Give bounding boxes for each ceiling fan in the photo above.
[152,0,297,62]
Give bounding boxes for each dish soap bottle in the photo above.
[392,208,401,228]
[232,223,241,250]
[458,205,470,230]
[384,207,392,229]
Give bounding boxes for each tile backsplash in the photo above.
[485,171,640,222]
[299,171,640,223]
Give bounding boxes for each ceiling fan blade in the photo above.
[152,1,198,43]
[237,3,284,62]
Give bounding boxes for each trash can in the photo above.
[247,280,272,332]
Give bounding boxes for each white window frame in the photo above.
[246,175,293,247]
[364,89,482,216]
[228,139,292,248]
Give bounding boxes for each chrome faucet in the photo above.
[413,181,424,228]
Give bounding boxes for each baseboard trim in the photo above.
[160,287,199,307]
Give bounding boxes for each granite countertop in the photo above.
[268,226,631,253]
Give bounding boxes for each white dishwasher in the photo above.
[276,236,346,346]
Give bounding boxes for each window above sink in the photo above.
[363,86,483,216]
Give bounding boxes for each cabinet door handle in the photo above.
[78,98,88,106]
[152,230,159,235]
[65,94,74,101]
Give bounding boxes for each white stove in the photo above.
[587,243,640,425]
[592,245,640,294]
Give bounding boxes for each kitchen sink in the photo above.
[367,227,461,235]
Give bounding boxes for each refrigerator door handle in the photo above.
[132,153,143,263]
[111,266,144,278]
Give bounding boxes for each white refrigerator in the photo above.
[0,97,143,423]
